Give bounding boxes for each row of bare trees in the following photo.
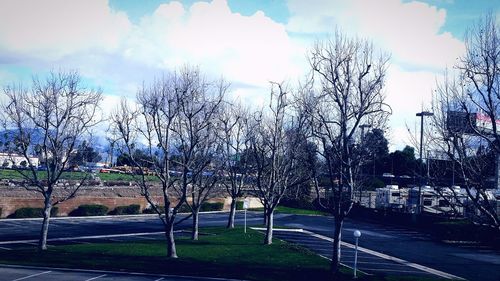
[0,30,391,276]
[428,14,500,230]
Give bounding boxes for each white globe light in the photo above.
[353,230,361,238]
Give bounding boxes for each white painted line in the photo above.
[0,231,165,245]
[85,274,107,281]
[0,246,12,250]
[0,264,244,281]
[154,278,164,281]
[302,230,465,280]
[360,268,431,274]
[250,227,304,232]
[11,270,51,281]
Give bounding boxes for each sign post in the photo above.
[243,198,249,233]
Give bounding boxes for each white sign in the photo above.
[243,199,250,209]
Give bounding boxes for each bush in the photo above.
[9,207,58,218]
[69,204,109,216]
[110,204,140,215]
[142,205,164,214]
[200,201,224,212]
[236,200,244,210]
[281,198,315,210]
[0,207,2,218]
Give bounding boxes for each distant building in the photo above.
[0,153,39,168]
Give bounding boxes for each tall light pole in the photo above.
[416,111,433,213]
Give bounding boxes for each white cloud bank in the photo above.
[0,0,469,149]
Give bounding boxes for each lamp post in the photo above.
[416,111,433,213]
[353,230,362,278]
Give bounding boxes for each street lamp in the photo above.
[416,111,433,213]
[353,230,362,278]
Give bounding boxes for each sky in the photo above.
[0,0,498,150]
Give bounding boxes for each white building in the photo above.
[0,153,39,168]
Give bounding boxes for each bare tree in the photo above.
[174,76,225,240]
[1,71,102,250]
[112,66,225,256]
[429,13,500,229]
[248,82,308,245]
[304,32,390,274]
[217,102,250,228]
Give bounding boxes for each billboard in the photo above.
[446,111,477,134]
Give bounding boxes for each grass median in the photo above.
[0,227,336,281]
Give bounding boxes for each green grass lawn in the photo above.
[0,227,451,281]
[0,169,158,182]
[0,228,336,281]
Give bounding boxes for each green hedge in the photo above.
[200,202,224,211]
[69,204,109,216]
[110,204,140,215]
[236,200,244,210]
[142,202,223,214]
[9,207,58,218]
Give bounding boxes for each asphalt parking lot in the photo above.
[0,265,243,281]
[269,229,463,279]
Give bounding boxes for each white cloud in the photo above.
[286,0,465,70]
[128,0,303,87]
[0,0,131,60]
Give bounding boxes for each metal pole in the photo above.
[244,209,247,233]
[354,237,359,278]
[418,113,424,214]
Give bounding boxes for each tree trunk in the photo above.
[192,208,199,240]
[227,197,237,228]
[331,216,343,274]
[264,208,274,245]
[165,219,177,258]
[38,197,52,251]
[263,205,268,226]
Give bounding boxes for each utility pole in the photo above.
[416,111,433,213]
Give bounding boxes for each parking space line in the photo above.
[11,270,51,281]
[154,278,164,281]
[0,246,12,250]
[84,274,107,280]
[302,230,465,280]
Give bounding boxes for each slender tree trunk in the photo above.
[264,208,274,245]
[263,205,268,226]
[38,196,52,251]
[165,219,177,258]
[331,216,343,274]
[227,197,237,228]
[192,208,199,240]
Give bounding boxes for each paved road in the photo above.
[0,212,498,281]
[0,264,243,281]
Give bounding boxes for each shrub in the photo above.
[110,204,140,215]
[69,204,109,216]
[236,200,244,210]
[178,203,191,213]
[0,207,2,218]
[281,198,315,210]
[142,205,164,214]
[200,201,224,212]
[9,207,58,218]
